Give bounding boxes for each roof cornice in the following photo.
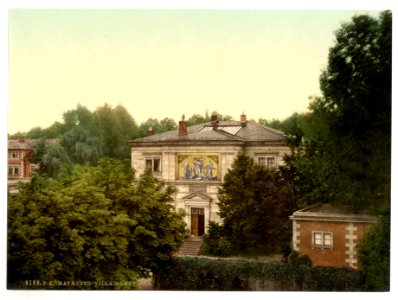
[128,140,246,147]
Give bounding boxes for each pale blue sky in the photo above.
[8,8,383,134]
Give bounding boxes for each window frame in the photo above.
[312,231,333,249]
[257,156,277,168]
[9,151,19,159]
[8,165,20,176]
[145,157,162,174]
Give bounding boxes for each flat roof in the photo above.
[290,203,378,223]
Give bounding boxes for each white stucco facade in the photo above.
[129,117,290,235]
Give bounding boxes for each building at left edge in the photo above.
[7,138,58,196]
[129,113,291,236]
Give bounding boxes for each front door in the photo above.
[191,208,205,236]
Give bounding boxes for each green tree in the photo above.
[258,118,283,130]
[186,113,208,126]
[159,117,177,132]
[127,168,186,275]
[217,153,294,254]
[313,11,391,211]
[357,211,390,291]
[39,144,71,178]
[280,11,391,212]
[139,117,177,135]
[94,104,139,159]
[8,158,186,289]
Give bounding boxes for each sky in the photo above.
[6,6,384,134]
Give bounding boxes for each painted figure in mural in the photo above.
[205,160,213,179]
[193,157,203,178]
[183,163,192,179]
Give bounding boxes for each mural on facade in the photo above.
[176,153,220,181]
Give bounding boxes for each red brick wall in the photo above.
[8,149,33,178]
[296,220,372,269]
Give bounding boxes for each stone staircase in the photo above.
[177,236,203,256]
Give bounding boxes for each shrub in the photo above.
[154,256,363,291]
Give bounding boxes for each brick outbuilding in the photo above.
[290,203,377,269]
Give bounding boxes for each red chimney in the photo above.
[18,137,25,143]
[179,115,187,136]
[146,127,154,136]
[240,113,247,125]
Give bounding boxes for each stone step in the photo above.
[177,237,203,256]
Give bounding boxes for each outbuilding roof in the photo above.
[290,203,378,223]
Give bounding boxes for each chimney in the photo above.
[18,137,25,143]
[240,112,247,126]
[178,114,188,136]
[210,112,219,128]
[146,127,154,136]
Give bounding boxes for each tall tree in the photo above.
[94,104,139,159]
[319,11,391,211]
[217,153,294,254]
[283,11,391,212]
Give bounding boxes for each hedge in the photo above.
[153,256,364,291]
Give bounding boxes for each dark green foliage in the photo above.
[217,153,295,254]
[357,211,390,291]
[154,256,363,291]
[7,158,186,289]
[39,144,72,178]
[287,250,312,267]
[267,11,392,214]
[308,11,391,211]
[201,222,234,257]
[93,104,140,159]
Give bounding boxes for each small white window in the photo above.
[313,232,323,246]
[312,231,333,249]
[323,233,332,246]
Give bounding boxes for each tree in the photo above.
[217,153,295,254]
[280,11,391,212]
[313,11,391,211]
[186,113,208,126]
[357,210,390,291]
[159,117,177,132]
[139,117,176,135]
[8,158,185,289]
[94,104,140,159]
[39,144,71,178]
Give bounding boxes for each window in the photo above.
[9,151,19,159]
[312,231,333,249]
[267,157,276,168]
[258,156,276,168]
[8,165,20,176]
[145,158,161,173]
